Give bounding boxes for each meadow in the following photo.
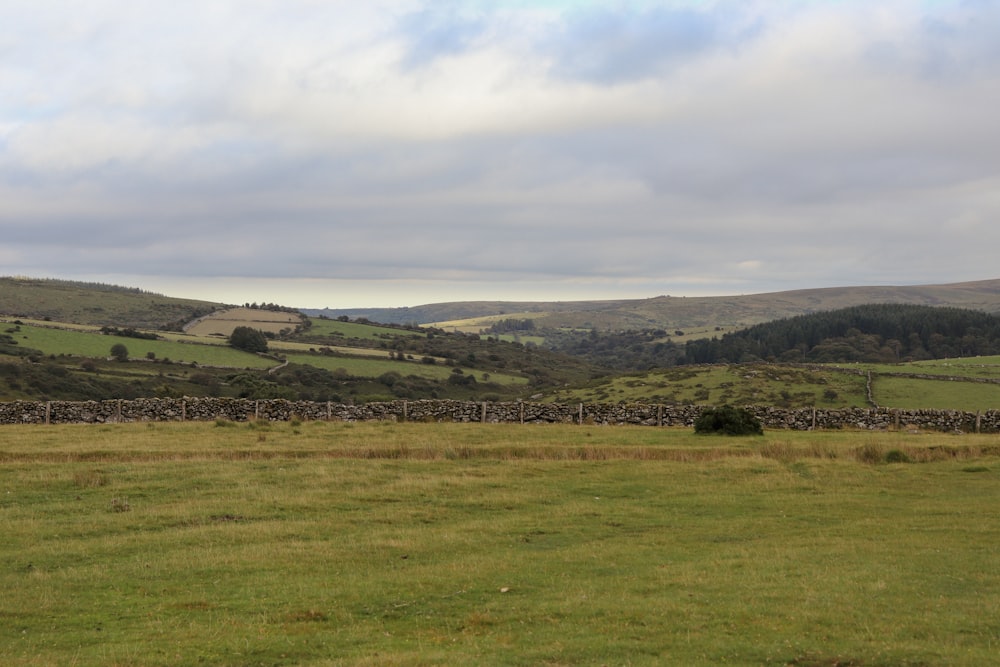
[1,421,998,666]
[6,323,274,369]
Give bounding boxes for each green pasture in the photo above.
[7,324,274,369]
[835,356,1000,380]
[1,422,998,666]
[283,353,530,385]
[306,318,425,341]
[873,375,1000,411]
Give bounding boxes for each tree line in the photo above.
[683,304,1000,364]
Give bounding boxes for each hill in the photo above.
[0,278,600,403]
[0,276,224,330]
[307,279,1000,332]
[6,277,1000,411]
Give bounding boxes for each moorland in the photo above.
[4,276,1000,411]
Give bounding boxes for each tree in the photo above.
[110,343,129,362]
[229,326,268,353]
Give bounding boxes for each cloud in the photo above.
[1,1,999,306]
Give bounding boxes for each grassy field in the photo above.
[306,318,425,341]
[1,422,998,666]
[873,375,1000,411]
[282,353,530,385]
[7,323,274,369]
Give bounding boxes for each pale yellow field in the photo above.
[429,311,549,333]
[184,308,304,336]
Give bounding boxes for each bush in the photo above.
[110,343,129,362]
[694,405,763,436]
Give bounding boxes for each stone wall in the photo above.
[0,398,998,433]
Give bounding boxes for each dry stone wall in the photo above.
[1,398,999,433]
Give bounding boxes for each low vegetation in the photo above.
[1,422,998,665]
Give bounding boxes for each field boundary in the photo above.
[1,397,997,432]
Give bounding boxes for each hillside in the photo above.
[0,276,224,330]
[5,277,1000,410]
[307,279,1000,332]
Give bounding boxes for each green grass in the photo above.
[834,356,1000,380]
[306,318,425,341]
[283,353,529,385]
[1,422,999,666]
[9,324,274,368]
[873,375,1000,411]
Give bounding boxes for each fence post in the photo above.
[976,411,982,434]
[181,399,186,422]
[403,400,408,422]
[481,401,487,424]
[657,404,663,427]
[519,401,524,425]
[578,403,583,425]
[45,401,51,425]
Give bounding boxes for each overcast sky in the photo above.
[2,1,999,308]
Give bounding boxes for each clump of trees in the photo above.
[229,326,269,353]
[101,326,159,340]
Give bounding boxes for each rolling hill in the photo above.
[0,276,224,330]
[306,279,1000,332]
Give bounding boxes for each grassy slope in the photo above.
[1,422,998,666]
[543,357,1000,411]
[8,323,274,369]
[0,277,223,329]
[545,364,870,408]
[314,278,1000,331]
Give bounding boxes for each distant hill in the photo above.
[305,279,1000,332]
[0,277,225,330]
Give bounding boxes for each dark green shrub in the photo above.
[694,405,763,436]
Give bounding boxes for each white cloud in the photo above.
[1,0,998,307]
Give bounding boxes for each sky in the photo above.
[2,0,999,308]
